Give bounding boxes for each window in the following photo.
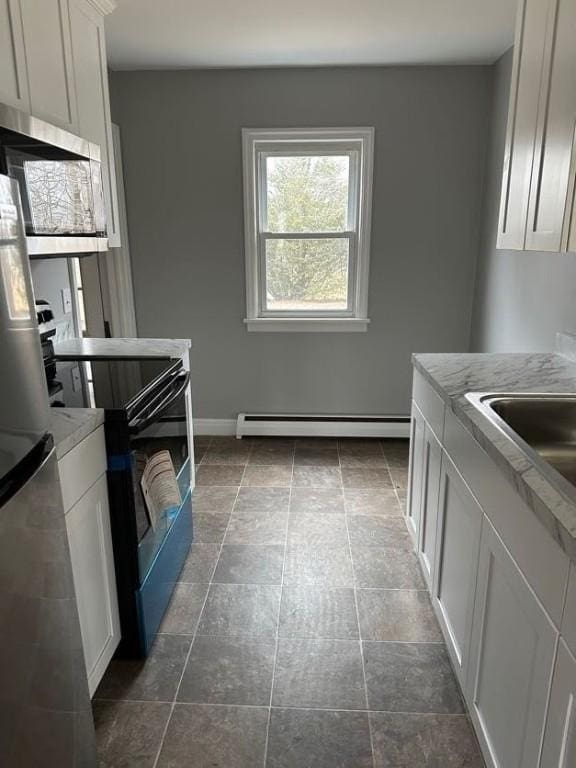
[242,128,374,332]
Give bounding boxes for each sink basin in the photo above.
[466,393,576,496]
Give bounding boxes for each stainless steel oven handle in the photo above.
[128,371,190,435]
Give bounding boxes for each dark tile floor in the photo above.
[94,437,484,767]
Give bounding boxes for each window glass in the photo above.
[264,238,349,312]
[265,155,350,233]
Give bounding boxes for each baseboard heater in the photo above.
[236,413,411,439]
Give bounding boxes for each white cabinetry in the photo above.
[69,0,120,246]
[408,364,574,768]
[66,473,119,696]
[562,565,576,657]
[0,0,121,247]
[497,0,576,252]
[541,640,576,767]
[58,425,120,697]
[406,403,425,546]
[526,0,576,251]
[467,519,557,768]
[569,185,576,253]
[497,0,551,249]
[0,0,29,110]
[416,424,442,589]
[432,454,482,688]
[19,0,78,132]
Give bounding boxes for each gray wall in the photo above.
[471,50,576,352]
[111,66,491,419]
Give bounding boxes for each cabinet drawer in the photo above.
[412,368,446,442]
[58,426,106,512]
[443,408,569,626]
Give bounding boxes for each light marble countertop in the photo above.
[54,337,191,360]
[50,408,104,460]
[413,351,576,562]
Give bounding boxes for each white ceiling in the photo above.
[106,0,517,70]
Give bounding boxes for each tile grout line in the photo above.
[261,441,294,767]
[154,630,445,644]
[96,695,473,717]
[151,457,248,768]
[340,440,377,768]
[381,443,408,512]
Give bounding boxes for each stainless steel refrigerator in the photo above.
[0,175,96,766]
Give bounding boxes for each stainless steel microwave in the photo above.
[0,102,108,257]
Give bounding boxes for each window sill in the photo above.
[244,318,370,333]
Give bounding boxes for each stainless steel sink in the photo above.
[466,393,576,497]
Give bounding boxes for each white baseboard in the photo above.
[189,417,410,439]
[193,418,237,436]
[236,414,410,439]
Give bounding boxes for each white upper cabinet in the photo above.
[0,0,120,247]
[497,0,552,250]
[69,0,121,246]
[19,0,78,132]
[0,0,29,110]
[497,0,576,253]
[526,0,576,251]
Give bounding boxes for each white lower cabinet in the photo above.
[65,472,120,696]
[541,640,576,767]
[466,518,557,768]
[59,426,120,697]
[432,454,482,687]
[406,403,425,545]
[410,371,576,768]
[416,424,442,589]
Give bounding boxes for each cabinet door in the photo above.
[0,0,29,110]
[567,171,576,252]
[540,640,576,767]
[20,0,78,131]
[526,0,576,251]
[65,473,120,696]
[69,0,121,246]
[466,518,557,768]
[417,424,442,589]
[432,454,482,687]
[406,403,425,546]
[497,0,553,249]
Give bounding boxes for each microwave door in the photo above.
[128,370,190,436]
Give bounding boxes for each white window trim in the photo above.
[242,127,374,332]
